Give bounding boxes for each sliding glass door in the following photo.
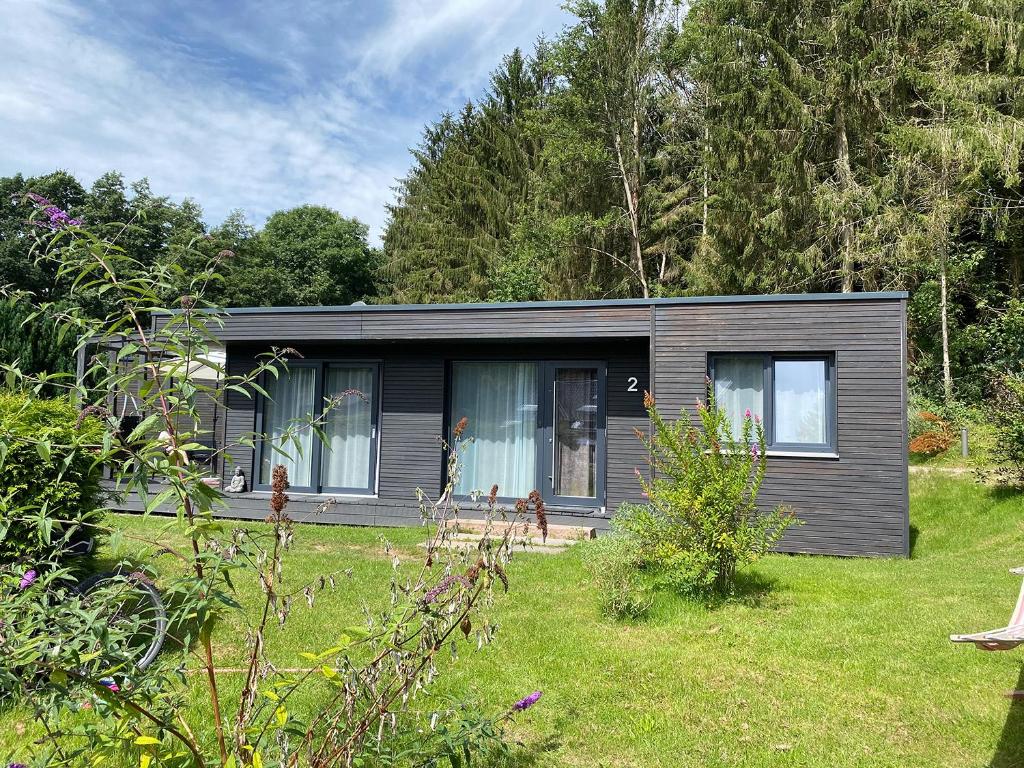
[320,365,378,493]
[259,364,318,487]
[450,362,538,499]
[449,361,605,506]
[545,366,600,503]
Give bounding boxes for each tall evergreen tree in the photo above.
[669,0,816,294]
[383,50,544,303]
[550,0,667,297]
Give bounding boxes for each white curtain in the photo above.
[261,367,316,486]
[713,356,764,439]
[451,362,538,498]
[321,366,375,490]
[774,360,827,444]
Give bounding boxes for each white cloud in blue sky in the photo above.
[0,0,571,243]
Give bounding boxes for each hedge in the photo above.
[0,391,106,561]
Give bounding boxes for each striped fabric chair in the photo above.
[951,568,1024,651]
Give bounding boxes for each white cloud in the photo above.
[0,0,570,244]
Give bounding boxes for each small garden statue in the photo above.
[224,466,247,494]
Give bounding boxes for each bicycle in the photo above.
[67,535,169,673]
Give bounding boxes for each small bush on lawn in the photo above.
[0,391,106,561]
[985,373,1024,487]
[909,412,956,456]
[619,393,798,598]
[583,528,652,620]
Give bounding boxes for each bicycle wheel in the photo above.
[76,571,168,672]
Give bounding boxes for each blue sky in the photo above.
[0,0,572,243]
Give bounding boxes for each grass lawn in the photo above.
[4,474,1024,766]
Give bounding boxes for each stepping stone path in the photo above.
[428,519,596,555]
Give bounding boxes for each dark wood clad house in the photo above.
[191,292,908,557]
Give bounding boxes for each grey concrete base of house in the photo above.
[107,484,609,533]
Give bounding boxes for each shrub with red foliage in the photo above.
[908,411,955,456]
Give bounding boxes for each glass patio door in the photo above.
[449,360,605,506]
[542,364,603,505]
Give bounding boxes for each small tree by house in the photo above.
[621,391,799,597]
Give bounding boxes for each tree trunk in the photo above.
[702,88,710,242]
[612,127,649,298]
[1010,240,1023,299]
[835,104,855,293]
[940,247,953,401]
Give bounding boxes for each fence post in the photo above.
[961,427,969,458]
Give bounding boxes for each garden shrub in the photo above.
[582,527,652,620]
[0,391,106,561]
[624,393,799,597]
[987,373,1024,486]
[908,411,955,456]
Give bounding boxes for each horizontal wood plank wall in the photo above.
[377,355,445,502]
[653,298,908,556]
[221,353,259,485]
[606,353,650,511]
[213,306,650,342]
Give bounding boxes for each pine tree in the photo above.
[670,0,817,294]
[383,50,544,303]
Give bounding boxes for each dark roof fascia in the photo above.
[175,291,908,317]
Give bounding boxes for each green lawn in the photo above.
[5,475,1024,766]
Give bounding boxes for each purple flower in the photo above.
[750,443,760,459]
[513,691,542,711]
[423,574,457,605]
[8,763,29,768]
[744,408,751,419]
[18,569,37,590]
[24,192,82,230]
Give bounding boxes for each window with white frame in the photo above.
[709,354,836,452]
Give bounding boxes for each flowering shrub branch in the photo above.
[0,205,539,767]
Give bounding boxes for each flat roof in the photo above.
[214,291,908,316]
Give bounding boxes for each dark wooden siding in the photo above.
[212,305,650,342]
[606,353,650,510]
[142,295,907,555]
[652,297,908,556]
[221,353,259,485]
[377,355,445,501]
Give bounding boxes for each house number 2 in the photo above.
[626,376,639,392]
